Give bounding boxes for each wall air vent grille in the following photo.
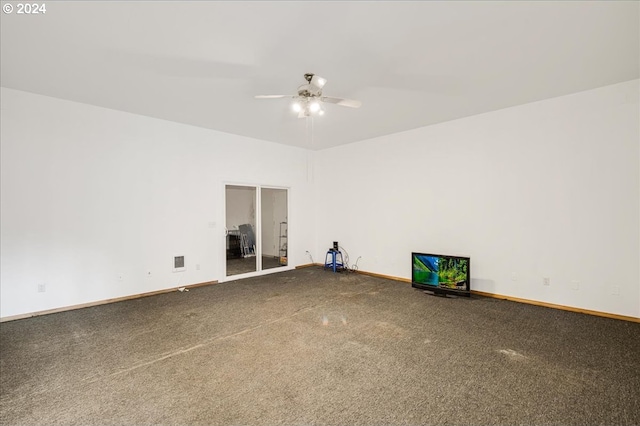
[174,256,185,272]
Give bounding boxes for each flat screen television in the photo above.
[412,252,471,297]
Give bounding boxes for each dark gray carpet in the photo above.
[226,256,283,276]
[1,267,639,425]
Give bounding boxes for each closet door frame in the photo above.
[221,182,291,282]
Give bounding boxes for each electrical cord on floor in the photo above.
[339,246,361,273]
[352,256,362,272]
[338,245,350,271]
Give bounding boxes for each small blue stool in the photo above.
[324,250,344,272]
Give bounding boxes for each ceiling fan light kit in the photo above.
[292,99,325,118]
[256,73,361,118]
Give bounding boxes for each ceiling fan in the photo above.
[255,73,362,118]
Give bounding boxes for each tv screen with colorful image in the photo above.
[412,252,470,297]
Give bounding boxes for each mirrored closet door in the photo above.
[261,188,288,270]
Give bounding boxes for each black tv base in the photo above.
[423,289,458,298]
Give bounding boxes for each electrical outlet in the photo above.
[511,272,518,281]
[37,283,46,293]
[117,274,123,282]
[571,280,580,290]
[611,285,620,296]
[543,277,550,286]
[196,264,201,271]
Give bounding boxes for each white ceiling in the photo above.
[1,1,638,150]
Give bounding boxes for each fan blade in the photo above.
[255,95,291,99]
[321,96,362,108]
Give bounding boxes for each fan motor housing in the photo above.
[297,84,321,98]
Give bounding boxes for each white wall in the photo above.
[3,80,637,320]
[0,88,315,319]
[314,80,640,318]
